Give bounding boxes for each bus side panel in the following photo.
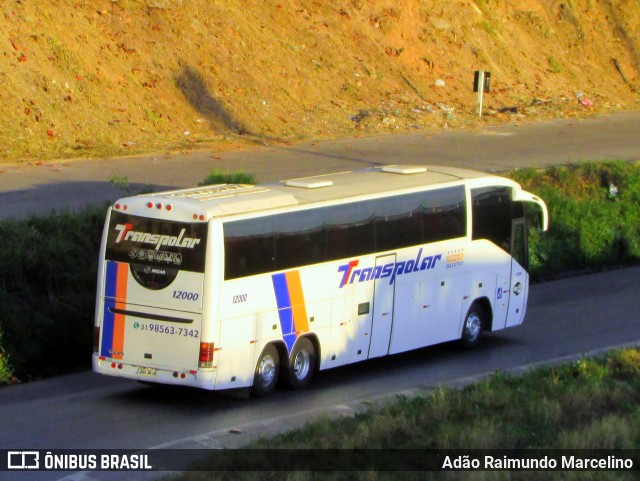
[391,274,467,354]
[214,238,521,385]
[506,263,529,328]
[217,262,371,378]
[349,293,376,365]
[322,289,372,368]
[216,275,268,390]
[388,281,421,354]
[325,298,349,367]
[465,239,513,331]
[302,300,333,361]
[215,315,257,390]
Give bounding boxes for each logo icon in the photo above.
[114,224,201,250]
[337,248,442,288]
[513,282,522,296]
[7,451,39,470]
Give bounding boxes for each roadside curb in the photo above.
[153,340,640,451]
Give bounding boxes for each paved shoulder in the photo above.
[1,111,639,220]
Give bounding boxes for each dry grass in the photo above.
[1,0,639,163]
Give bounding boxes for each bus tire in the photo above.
[287,337,316,389]
[460,302,485,349]
[252,344,280,397]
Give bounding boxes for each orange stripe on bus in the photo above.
[286,270,309,334]
[112,262,128,360]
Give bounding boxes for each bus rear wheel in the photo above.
[252,344,280,397]
[460,303,485,349]
[286,337,316,389]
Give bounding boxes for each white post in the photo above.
[477,71,484,117]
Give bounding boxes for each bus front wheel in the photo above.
[253,344,280,397]
[460,303,485,349]
[287,337,316,389]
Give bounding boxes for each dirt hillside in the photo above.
[1,0,639,163]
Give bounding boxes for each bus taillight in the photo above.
[199,342,214,368]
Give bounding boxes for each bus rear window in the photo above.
[105,211,208,275]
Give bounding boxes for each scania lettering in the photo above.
[93,165,548,395]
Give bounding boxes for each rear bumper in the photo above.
[92,354,217,390]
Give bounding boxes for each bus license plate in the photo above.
[137,367,157,376]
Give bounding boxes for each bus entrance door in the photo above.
[367,254,397,359]
[506,219,528,327]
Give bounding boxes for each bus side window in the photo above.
[381,194,422,251]
[471,187,512,252]
[422,187,467,243]
[326,202,376,260]
[224,216,276,279]
[276,227,325,270]
[326,218,375,260]
[274,209,326,270]
[225,234,275,279]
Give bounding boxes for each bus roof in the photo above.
[274,165,490,205]
[115,165,513,220]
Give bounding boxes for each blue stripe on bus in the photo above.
[272,273,296,352]
[101,262,118,357]
[105,261,118,298]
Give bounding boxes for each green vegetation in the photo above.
[548,55,562,73]
[0,332,12,384]
[509,161,640,279]
[169,348,640,480]
[200,169,256,186]
[1,162,639,382]
[107,174,132,191]
[480,20,496,36]
[0,208,105,381]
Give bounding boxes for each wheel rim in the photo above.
[258,355,276,386]
[465,312,482,342]
[293,349,311,381]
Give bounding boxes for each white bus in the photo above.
[93,165,548,395]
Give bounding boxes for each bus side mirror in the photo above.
[512,190,548,231]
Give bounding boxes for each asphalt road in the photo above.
[1,112,640,480]
[1,267,640,481]
[1,111,639,219]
